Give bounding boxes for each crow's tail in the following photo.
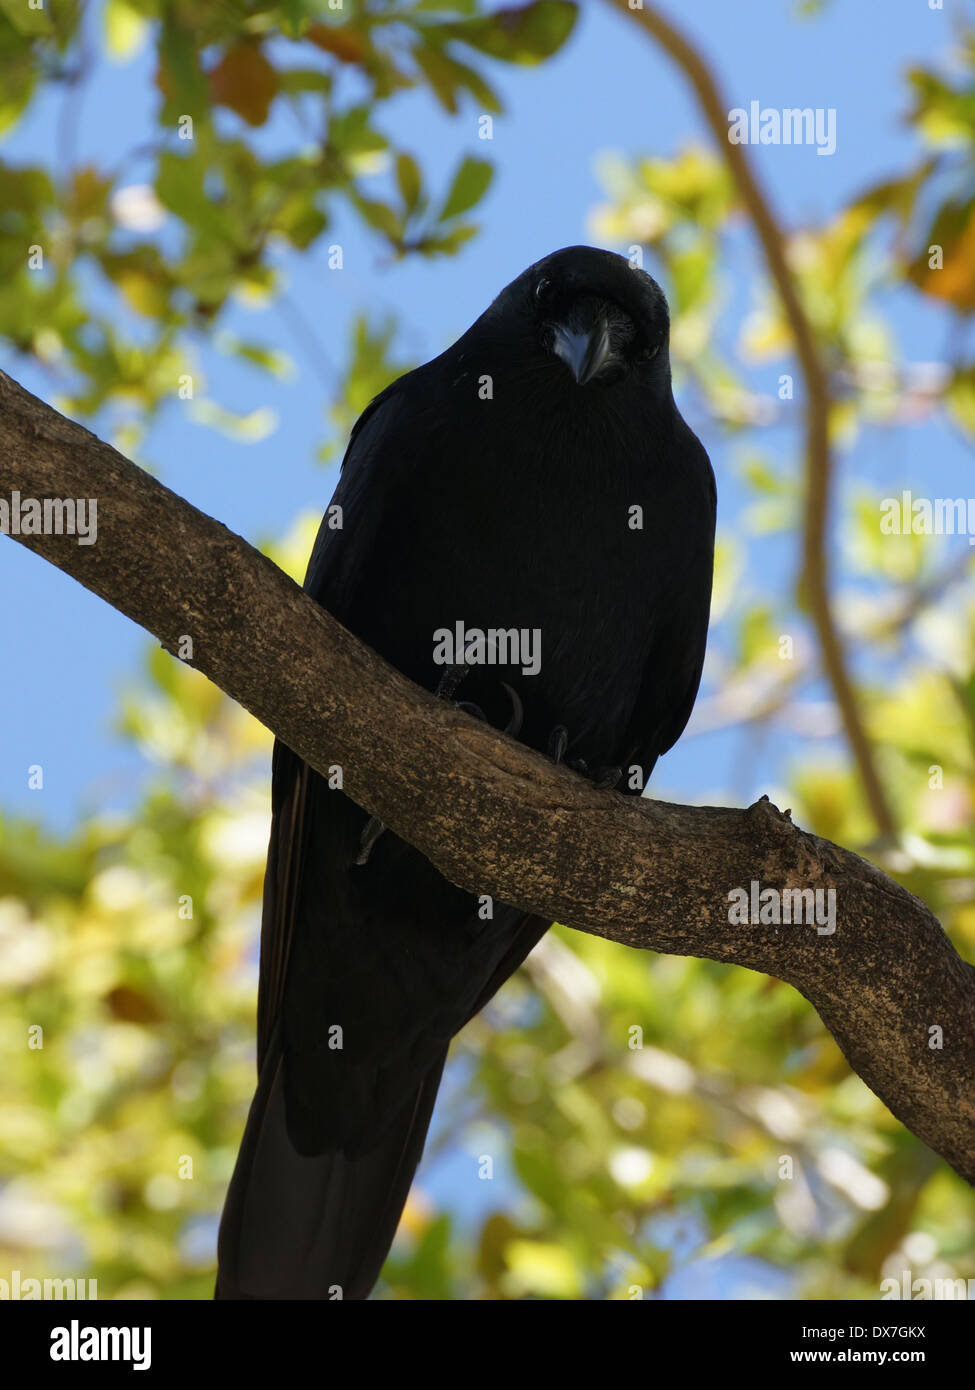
[215,1033,446,1301]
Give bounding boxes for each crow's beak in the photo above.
[550,317,613,385]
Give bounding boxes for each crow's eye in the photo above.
[534,276,554,307]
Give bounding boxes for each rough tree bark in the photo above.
[1,366,973,1185]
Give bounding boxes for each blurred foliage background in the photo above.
[2,0,975,1300]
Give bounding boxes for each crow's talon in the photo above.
[355,814,385,866]
[501,682,524,738]
[550,736,621,791]
[548,725,569,764]
[571,759,621,790]
[438,666,522,738]
[434,662,470,702]
[456,700,488,722]
[358,664,480,868]
[591,765,623,791]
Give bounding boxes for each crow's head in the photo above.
[516,245,670,388]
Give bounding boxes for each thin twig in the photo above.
[607,0,896,837]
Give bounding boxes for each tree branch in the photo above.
[607,0,897,838]
[1,367,972,1183]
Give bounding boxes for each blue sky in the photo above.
[3,0,973,1301]
[0,0,968,831]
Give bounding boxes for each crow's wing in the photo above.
[253,385,405,1071]
[254,380,547,1154]
[623,423,716,788]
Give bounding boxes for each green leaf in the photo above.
[414,0,478,12]
[0,55,34,135]
[279,0,308,40]
[413,40,502,114]
[908,68,975,148]
[947,368,975,438]
[215,333,295,379]
[439,155,492,222]
[273,189,328,250]
[396,152,422,215]
[351,193,402,241]
[328,105,388,157]
[416,223,479,256]
[435,1,578,65]
[157,15,211,118]
[413,43,462,114]
[740,453,791,497]
[155,152,236,246]
[0,0,52,38]
[277,67,332,97]
[189,399,278,441]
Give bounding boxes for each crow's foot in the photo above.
[547,724,621,790]
[356,669,522,867]
[568,758,623,791]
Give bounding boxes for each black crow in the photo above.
[215,245,715,1300]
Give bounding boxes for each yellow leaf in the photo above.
[504,1240,582,1298]
[104,0,149,62]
